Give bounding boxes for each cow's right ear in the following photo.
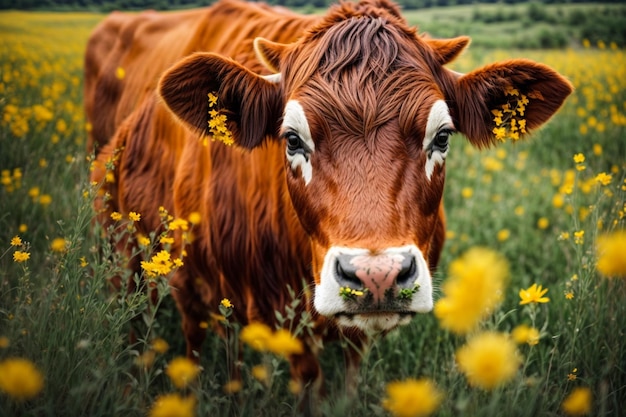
[158,52,283,149]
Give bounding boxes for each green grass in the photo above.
[1,9,626,417]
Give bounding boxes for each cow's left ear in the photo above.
[254,37,288,74]
[448,59,573,148]
[158,52,283,149]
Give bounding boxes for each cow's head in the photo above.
[158,0,572,333]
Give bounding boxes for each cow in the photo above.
[86,0,572,405]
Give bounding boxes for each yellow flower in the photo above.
[574,230,585,245]
[456,332,521,390]
[561,387,592,416]
[138,235,151,247]
[115,67,125,80]
[496,229,510,242]
[39,194,52,206]
[160,236,174,245]
[79,257,89,268]
[434,247,508,334]
[188,212,202,225]
[382,378,443,417]
[266,329,304,357]
[13,250,30,263]
[110,212,122,221]
[169,218,189,231]
[251,364,270,385]
[593,144,602,156]
[573,153,585,164]
[0,336,9,348]
[461,187,473,199]
[10,236,22,246]
[151,338,169,354]
[149,394,196,417]
[537,217,549,230]
[220,298,233,309]
[596,230,626,278]
[565,291,574,300]
[223,379,242,394]
[0,358,44,401]
[50,238,67,253]
[240,322,274,352]
[165,357,200,389]
[128,211,141,222]
[519,283,550,305]
[511,324,540,346]
[141,250,174,277]
[594,172,612,186]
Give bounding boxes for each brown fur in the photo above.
[87,0,572,404]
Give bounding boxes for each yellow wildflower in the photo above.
[251,364,270,385]
[519,283,550,305]
[434,247,508,334]
[574,230,585,245]
[149,394,195,417]
[223,380,242,394]
[456,331,521,390]
[382,378,443,417]
[266,329,303,357]
[138,235,151,247]
[50,238,67,253]
[511,324,540,346]
[13,251,30,263]
[165,357,200,389]
[240,322,274,352]
[573,153,585,164]
[79,257,89,268]
[39,194,52,206]
[497,229,510,242]
[115,67,125,80]
[169,218,189,231]
[151,338,169,354]
[128,211,141,222]
[110,212,122,221]
[561,387,592,416]
[594,172,612,186]
[220,298,233,309]
[10,236,22,246]
[0,358,44,401]
[565,291,574,300]
[537,217,549,230]
[461,187,473,199]
[596,230,626,278]
[188,212,202,225]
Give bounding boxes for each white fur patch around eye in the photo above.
[282,100,315,185]
[423,100,453,180]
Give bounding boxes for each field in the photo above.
[1,6,626,417]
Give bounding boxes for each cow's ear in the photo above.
[424,36,470,65]
[254,37,288,73]
[158,52,282,149]
[449,59,573,148]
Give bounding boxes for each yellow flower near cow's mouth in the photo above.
[434,247,508,334]
[382,378,443,417]
[456,331,521,390]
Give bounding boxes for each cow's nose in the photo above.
[335,251,417,302]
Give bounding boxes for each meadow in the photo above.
[1,7,625,417]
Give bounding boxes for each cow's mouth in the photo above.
[334,311,416,332]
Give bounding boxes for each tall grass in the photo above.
[1,10,625,417]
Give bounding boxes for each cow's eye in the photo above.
[433,130,450,152]
[284,131,310,159]
[427,129,452,158]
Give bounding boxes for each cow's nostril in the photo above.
[335,256,363,290]
[396,257,417,287]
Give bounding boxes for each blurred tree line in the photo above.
[1,0,624,11]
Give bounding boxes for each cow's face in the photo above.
[158,0,572,333]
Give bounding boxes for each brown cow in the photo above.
[87,0,572,404]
